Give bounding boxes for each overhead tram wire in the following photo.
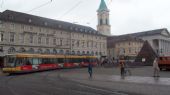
[1,0,3,8]
[26,0,53,13]
[58,1,82,19]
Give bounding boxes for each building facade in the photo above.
[107,36,144,60]
[0,10,107,58]
[97,0,111,36]
[108,28,170,59]
[129,28,170,56]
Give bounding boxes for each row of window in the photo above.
[118,47,141,54]
[8,47,104,55]
[117,42,143,47]
[0,32,106,48]
[6,20,98,35]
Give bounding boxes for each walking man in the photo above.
[153,57,160,77]
[119,56,125,77]
[88,63,93,78]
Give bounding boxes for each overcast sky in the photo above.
[1,0,170,35]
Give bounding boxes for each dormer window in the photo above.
[58,25,62,28]
[44,22,47,26]
[80,29,83,32]
[75,28,78,31]
[28,19,32,23]
[0,20,3,28]
[70,26,73,30]
[84,29,87,33]
[8,15,13,19]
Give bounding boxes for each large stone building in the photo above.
[108,28,170,59]
[107,36,144,60]
[0,10,107,58]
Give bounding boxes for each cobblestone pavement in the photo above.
[1,66,170,95]
[61,66,170,95]
[0,69,131,95]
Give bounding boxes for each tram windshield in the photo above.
[5,56,16,67]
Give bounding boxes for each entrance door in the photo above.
[0,57,4,68]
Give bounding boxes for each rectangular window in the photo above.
[46,38,49,45]
[20,34,24,43]
[82,41,85,47]
[30,26,33,31]
[87,41,89,47]
[0,32,4,42]
[77,40,79,47]
[0,20,3,28]
[10,23,14,29]
[129,48,131,53]
[38,37,41,44]
[53,38,56,45]
[72,40,74,47]
[60,39,63,46]
[30,34,33,43]
[9,32,15,42]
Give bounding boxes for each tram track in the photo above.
[1,70,130,95]
[39,70,129,95]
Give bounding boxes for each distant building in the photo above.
[97,0,111,36]
[108,28,170,59]
[127,28,170,56]
[107,36,144,60]
[0,10,107,58]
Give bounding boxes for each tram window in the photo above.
[15,58,24,66]
[65,58,69,63]
[58,58,64,63]
[33,58,39,65]
[51,58,57,64]
[39,58,42,64]
[42,58,50,64]
[6,57,16,67]
[25,58,32,65]
[54,58,58,64]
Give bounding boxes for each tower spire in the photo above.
[97,0,111,36]
[97,0,109,12]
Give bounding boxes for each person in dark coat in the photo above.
[88,63,93,78]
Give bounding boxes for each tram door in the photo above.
[0,57,4,68]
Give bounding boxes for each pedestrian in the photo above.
[88,63,93,78]
[153,57,160,77]
[119,56,125,77]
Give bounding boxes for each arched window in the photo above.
[37,48,43,54]
[8,47,16,53]
[91,51,94,55]
[99,52,102,56]
[100,19,103,25]
[44,49,50,54]
[53,49,57,54]
[66,50,70,54]
[28,48,34,53]
[95,52,98,55]
[59,50,64,54]
[72,51,75,55]
[87,51,90,55]
[19,47,26,52]
[82,51,85,55]
[106,18,109,25]
[77,51,80,55]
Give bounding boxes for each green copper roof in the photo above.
[97,0,109,12]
